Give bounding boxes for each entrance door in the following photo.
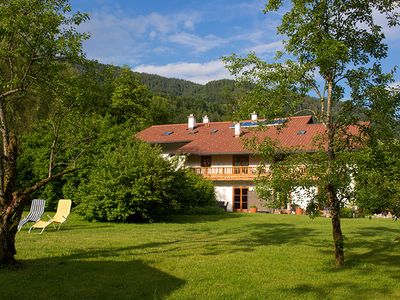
[233,187,248,212]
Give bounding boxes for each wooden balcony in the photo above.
[190,166,270,181]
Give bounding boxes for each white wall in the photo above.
[215,185,233,211]
[290,187,317,209]
[214,181,255,212]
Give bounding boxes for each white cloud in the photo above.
[244,40,283,55]
[184,19,195,30]
[77,10,203,65]
[168,32,228,52]
[133,60,233,84]
[389,81,400,88]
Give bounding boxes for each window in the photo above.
[233,155,249,166]
[233,155,249,174]
[201,156,212,167]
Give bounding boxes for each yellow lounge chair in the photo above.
[29,199,72,234]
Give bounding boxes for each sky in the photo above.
[70,0,400,86]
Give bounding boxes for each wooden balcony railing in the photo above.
[190,166,270,180]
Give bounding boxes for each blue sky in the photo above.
[70,0,400,85]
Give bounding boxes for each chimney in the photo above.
[234,122,241,137]
[202,115,209,126]
[188,114,196,130]
[251,112,258,121]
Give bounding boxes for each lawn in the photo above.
[3,213,400,299]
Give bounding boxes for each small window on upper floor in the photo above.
[201,155,212,167]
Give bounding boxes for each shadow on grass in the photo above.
[161,212,245,224]
[1,247,185,299]
[281,281,392,299]
[155,221,320,257]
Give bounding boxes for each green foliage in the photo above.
[75,139,216,222]
[174,170,217,210]
[355,140,400,216]
[75,140,177,222]
[111,67,151,127]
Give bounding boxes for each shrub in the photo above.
[76,140,181,222]
[174,170,217,210]
[76,139,216,222]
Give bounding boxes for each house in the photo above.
[136,113,328,212]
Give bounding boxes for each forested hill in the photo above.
[136,72,238,103]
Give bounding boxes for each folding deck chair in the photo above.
[18,199,46,231]
[29,199,72,234]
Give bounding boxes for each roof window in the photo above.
[210,129,218,134]
[297,130,306,135]
[188,130,199,135]
[163,131,174,136]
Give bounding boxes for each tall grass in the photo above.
[3,213,400,299]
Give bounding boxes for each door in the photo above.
[233,187,248,212]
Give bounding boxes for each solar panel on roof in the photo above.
[241,121,258,127]
[229,118,287,128]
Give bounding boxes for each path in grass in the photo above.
[3,213,400,299]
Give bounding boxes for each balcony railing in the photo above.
[190,166,270,180]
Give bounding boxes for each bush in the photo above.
[75,140,178,222]
[174,170,217,210]
[75,139,216,222]
[340,207,354,218]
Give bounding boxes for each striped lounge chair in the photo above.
[29,199,72,234]
[18,199,46,231]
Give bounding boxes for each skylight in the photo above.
[297,130,306,135]
[188,130,199,135]
[163,131,174,136]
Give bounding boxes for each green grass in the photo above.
[3,213,400,299]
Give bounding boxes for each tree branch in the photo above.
[15,168,77,201]
[0,88,25,99]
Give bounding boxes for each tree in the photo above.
[0,0,88,265]
[224,1,399,266]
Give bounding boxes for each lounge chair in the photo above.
[18,199,46,231]
[29,199,72,234]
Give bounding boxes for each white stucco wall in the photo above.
[214,181,255,212]
[215,185,233,211]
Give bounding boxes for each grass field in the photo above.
[3,213,400,299]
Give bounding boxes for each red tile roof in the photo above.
[136,115,361,155]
